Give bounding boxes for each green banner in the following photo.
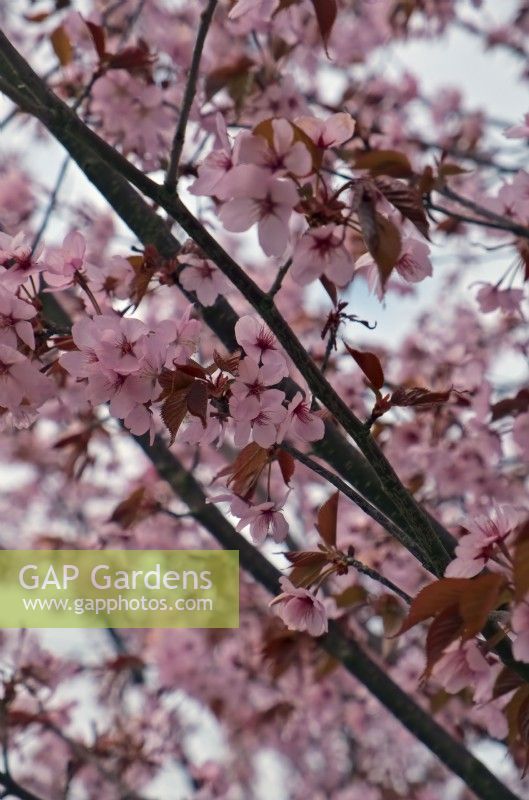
[0,550,239,628]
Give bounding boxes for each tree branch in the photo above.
[164,0,217,191]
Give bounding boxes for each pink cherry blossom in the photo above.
[236,499,289,545]
[228,0,279,21]
[432,640,490,694]
[512,601,529,663]
[504,113,529,139]
[229,391,287,448]
[236,119,312,177]
[0,288,36,349]
[231,357,285,401]
[0,344,53,412]
[43,230,86,289]
[270,577,328,636]
[356,237,432,298]
[96,316,149,375]
[475,283,524,314]
[219,166,298,257]
[295,113,356,148]
[0,231,44,290]
[291,225,354,286]
[445,503,519,578]
[179,255,227,306]
[234,316,288,375]
[280,391,325,442]
[188,113,240,200]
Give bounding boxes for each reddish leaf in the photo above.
[186,380,208,428]
[391,386,451,408]
[333,584,368,608]
[356,189,402,286]
[397,578,472,636]
[107,41,155,72]
[491,388,529,421]
[344,344,385,391]
[459,573,505,639]
[223,443,270,499]
[276,448,295,485]
[424,605,463,676]
[493,666,525,700]
[514,523,529,602]
[50,25,73,66]
[84,19,106,60]
[213,349,241,375]
[309,0,338,54]
[316,491,339,547]
[284,551,329,567]
[160,391,188,445]
[375,177,429,238]
[205,56,254,101]
[346,149,413,178]
[108,487,155,529]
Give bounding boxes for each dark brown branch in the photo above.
[132,432,523,800]
[164,0,217,191]
[0,34,452,574]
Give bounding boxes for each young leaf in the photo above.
[375,177,429,238]
[186,380,208,428]
[161,391,188,445]
[424,605,463,677]
[391,387,451,408]
[344,344,385,391]
[309,0,337,55]
[223,443,270,499]
[514,523,529,601]
[493,666,525,700]
[397,578,472,635]
[458,573,505,639]
[351,149,414,178]
[84,19,106,61]
[276,448,295,485]
[316,491,339,547]
[50,26,73,66]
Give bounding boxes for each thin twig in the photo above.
[164,0,217,191]
[32,155,70,252]
[268,258,292,296]
[346,557,412,603]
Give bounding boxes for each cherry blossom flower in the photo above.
[280,391,324,442]
[219,166,298,257]
[231,357,285,401]
[228,0,279,21]
[0,344,53,412]
[504,113,529,139]
[513,412,529,454]
[512,602,529,663]
[43,230,86,289]
[172,306,201,362]
[179,255,227,306]
[236,498,289,545]
[0,288,36,349]
[96,316,149,375]
[270,577,328,636]
[475,283,524,314]
[295,113,356,148]
[189,114,240,200]
[234,316,288,375]
[236,119,312,177]
[432,640,490,694]
[229,391,287,448]
[85,255,133,303]
[445,503,519,578]
[356,237,432,298]
[0,231,44,290]
[291,225,353,286]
